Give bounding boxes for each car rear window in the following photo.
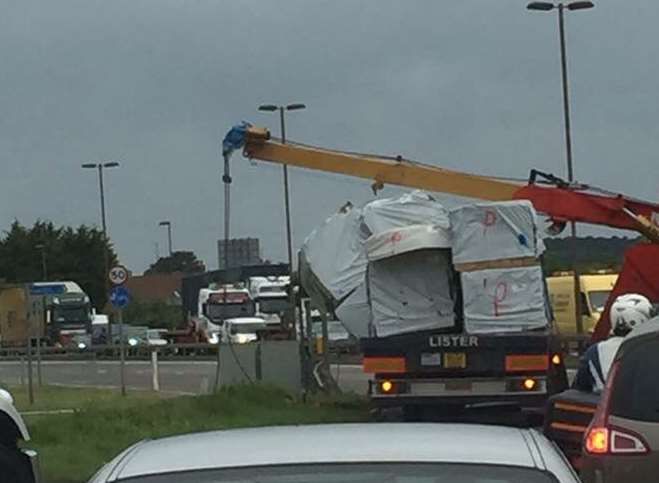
[610,339,659,422]
[119,463,559,483]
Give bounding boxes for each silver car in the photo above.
[89,423,579,483]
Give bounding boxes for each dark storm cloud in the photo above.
[0,0,657,271]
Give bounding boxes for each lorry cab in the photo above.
[198,286,255,340]
[547,274,618,335]
[249,276,291,328]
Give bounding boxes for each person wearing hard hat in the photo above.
[573,293,654,393]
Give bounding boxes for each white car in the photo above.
[88,423,580,483]
[220,317,267,344]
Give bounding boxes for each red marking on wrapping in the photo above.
[493,282,508,317]
[482,210,497,236]
[390,231,403,243]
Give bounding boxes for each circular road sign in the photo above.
[109,265,129,285]
[109,285,130,309]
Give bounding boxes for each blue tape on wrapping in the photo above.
[222,121,252,158]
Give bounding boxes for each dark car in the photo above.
[580,318,659,482]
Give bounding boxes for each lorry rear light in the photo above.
[375,379,407,395]
[505,354,549,372]
[363,356,406,374]
[523,378,537,391]
[505,377,542,392]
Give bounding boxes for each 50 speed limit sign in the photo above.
[109,265,129,285]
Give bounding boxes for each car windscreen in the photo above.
[230,323,265,334]
[588,290,611,313]
[258,298,289,314]
[53,306,90,323]
[206,302,255,321]
[610,338,659,422]
[118,462,559,483]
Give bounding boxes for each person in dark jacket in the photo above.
[573,293,653,393]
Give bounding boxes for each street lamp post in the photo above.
[82,161,120,352]
[258,103,306,271]
[527,1,594,335]
[35,244,47,281]
[159,221,173,256]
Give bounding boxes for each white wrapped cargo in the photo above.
[365,223,455,337]
[335,282,371,337]
[450,201,545,266]
[364,224,451,261]
[461,266,549,333]
[361,191,450,236]
[300,204,366,301]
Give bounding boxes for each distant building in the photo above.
[217,238,262,269]
[125,272,184,306]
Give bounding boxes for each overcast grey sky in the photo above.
[1,0,657,273]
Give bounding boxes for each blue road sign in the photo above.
[109,285,130,309]
[29,283,66,295]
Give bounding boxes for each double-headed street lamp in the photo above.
[158,220,173,256]
[82,162,120,302]
[527,1,594,334]
[258,103,307,270]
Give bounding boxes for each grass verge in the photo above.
[7,384,164,413]
[21,385,368,483]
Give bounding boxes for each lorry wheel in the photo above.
[402,405,423,422]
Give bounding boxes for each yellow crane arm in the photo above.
[241,126,522,201]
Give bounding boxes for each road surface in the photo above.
[0,359,573,398]
[0,360,370,395]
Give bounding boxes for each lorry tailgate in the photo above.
[362,330,555,377]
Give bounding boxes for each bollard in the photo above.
[255,343,262,382]
[151,349,160,392]
[26,342,34,405]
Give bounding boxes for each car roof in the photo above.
[101,424,572,482]
[617,317,659,359]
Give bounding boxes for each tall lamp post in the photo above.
[35,244,47,281]
[82,162,120,282]
[258,103,306,271]
[159,221,173,256]
[527,1,594,335]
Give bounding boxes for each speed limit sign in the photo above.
[109,265,129,285]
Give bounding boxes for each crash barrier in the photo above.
[0,340,302,401]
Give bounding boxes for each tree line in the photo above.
[0,221,118,309]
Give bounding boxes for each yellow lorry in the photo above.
[546,273,618,335]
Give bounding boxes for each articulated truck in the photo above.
[0,281,93,348]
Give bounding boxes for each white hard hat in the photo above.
[610,293,653,335]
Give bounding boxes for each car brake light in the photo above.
[584,361,617,455]
[585,427,608,454]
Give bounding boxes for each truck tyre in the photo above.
[402,405,423,422]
